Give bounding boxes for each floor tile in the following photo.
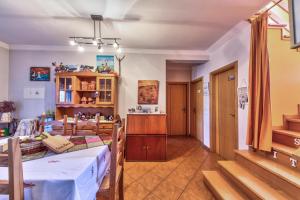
[125,182,150,200]
[153,179,183,200]
[137,172,163,191]
[121,137,218,200]
[143,193,161,200]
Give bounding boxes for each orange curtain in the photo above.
[246,12,272,152]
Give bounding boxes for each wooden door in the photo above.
[167,83,187,135]
[216,68,237,160]
[191,80,204,141]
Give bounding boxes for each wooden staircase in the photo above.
[202,105,300,199]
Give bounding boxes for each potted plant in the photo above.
[0,101,16,122]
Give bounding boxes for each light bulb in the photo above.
[113,41,118,49]
[78,46,84,52]
[98,46,104,53]
[92,40,97,46]
[117,47,122,54]
[69,40,76,46]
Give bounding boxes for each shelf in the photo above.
[55,72,119,77]
[76,90,97,92]
[56,104,114,108]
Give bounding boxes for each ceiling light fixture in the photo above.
[68,15,121,54]
[78,45,85,52]
[69,40,77,46]
[98,45,104,53]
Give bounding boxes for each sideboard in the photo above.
[126,114,167,161]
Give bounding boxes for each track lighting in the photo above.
[117,47,122,54]
[69,40,77,46]
[98,45,104,53]
[92,40,97,46]
[113,41,119,49]
[68,15,121,54]
[78,46,84,52]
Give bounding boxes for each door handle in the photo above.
[229,113,235,117]
[182,108,187,113]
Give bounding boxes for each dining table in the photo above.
[0,138,110,200]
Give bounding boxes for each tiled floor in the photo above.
[123,137,221,200]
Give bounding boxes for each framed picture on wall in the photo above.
[138,80,159,104]
[30,67,50,81]
[96,55,114,73]
[289,0,300,48]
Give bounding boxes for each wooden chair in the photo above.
[97,119,125,200]
[0,137,25,200]
[73,114,101,136]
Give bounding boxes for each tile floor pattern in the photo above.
[122,137,221,200]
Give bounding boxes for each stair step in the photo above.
[218,161,291,200]
[235,150,300,197]
[273,129,300,148]
[287,118,300,123]
[285,117,300,132]
[202,171,247,200]
[272,142,297,156]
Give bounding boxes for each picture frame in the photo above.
[30,67,50,81]
[138,80,159,104]
[289,0,300,49]
[96,55,114,73]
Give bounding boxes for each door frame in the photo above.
[209,61,238,153]
[190,77,204,139]
[166,82,189,136]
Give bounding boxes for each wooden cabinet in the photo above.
[55,72,118,120]
[126,114,167,161]
[54,72,118,135]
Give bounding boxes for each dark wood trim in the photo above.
[166,82,189,136]
[209,61,239,153]
[190,77,204,139]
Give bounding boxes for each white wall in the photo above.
[9,49,208,118]
[192,21,251,150]
[0,45,9,101]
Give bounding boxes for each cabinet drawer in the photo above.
[99,124,113,129]
[127,114,167,135]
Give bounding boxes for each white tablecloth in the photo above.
[0,145,110,200]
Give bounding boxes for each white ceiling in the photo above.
[0,0,269,50]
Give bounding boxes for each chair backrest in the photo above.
[109,119,125,198]
[73,114,100,136]
[0,137,24,200]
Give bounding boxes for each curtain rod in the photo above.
[263,0,284,13]
[247,0,284,22]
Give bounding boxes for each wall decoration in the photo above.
[96,55,114,73]
[203,82,209,96]
[138,80,159,104]
[30,67,50,81]
[288,0,300,48]
[237,86,248,110]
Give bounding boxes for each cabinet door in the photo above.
[127,115,147,134]
[126,136,147,161]
[97,77,114,104]
[146,115,167,134]
[57,76,73,104]
[146,136,166,161]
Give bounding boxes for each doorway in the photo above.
[167,83,188,136]
[190,78,204,142]
[210,62,238,160]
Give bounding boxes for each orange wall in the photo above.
[269,28,300,126]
